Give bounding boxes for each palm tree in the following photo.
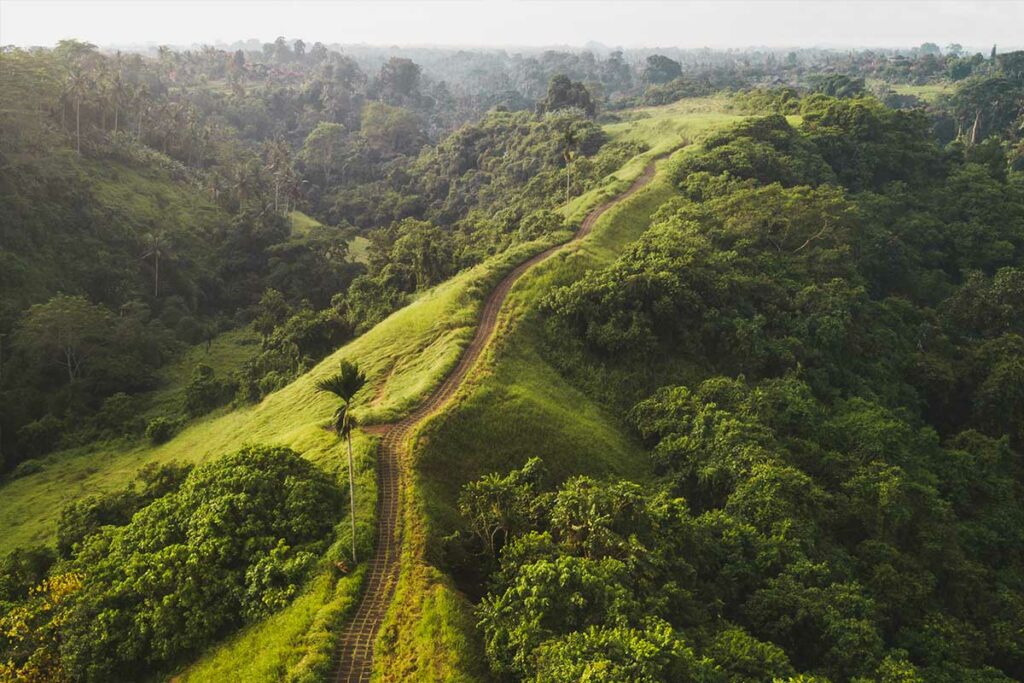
[316,360,367,563]
[142,232,170,297]
[562,127,580,206]
[66,67,89,154]
[132,84,150,140]
[110,55,127,135]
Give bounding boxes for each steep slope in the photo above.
[0,152,228,328]
[332,157,664,683]
[372,104,762,681]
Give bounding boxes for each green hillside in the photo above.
[0,225,567,682]
[370,104,753,681]
[166,103,723,682]
[0,152,229,327]
[3,32,1024,683]
[0,234,562,554]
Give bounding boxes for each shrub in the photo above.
[56,462,192,558]
[182,364,236,417]
[96,392,145,437]
[0,546,56,604]
[174,315,205,344]
[11,458,44,479]
[16,413,63,457]
[145,416,178,444]
[56,445,343,681]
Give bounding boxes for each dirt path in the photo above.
[332,160,660,683]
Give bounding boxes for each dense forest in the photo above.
[456,64,1024,682]
[1,32,1023,682]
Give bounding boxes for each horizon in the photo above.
[2,0,1022,52]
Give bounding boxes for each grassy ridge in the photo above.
[372,159,680,682]
[0,234,562,554]
[0,99,749,681]
[371,101,759,681]
[0,231,565,681]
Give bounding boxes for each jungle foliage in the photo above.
[459,92,1024,682]
[0,446,343,682]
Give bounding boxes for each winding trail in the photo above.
[333,159,661,683]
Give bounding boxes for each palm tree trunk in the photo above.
[114,105,119,135]
[346,432,358,563]
[75,100,81,154]
[154,252,159,297]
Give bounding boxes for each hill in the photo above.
[2,37,1023,683]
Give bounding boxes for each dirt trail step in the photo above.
[333,160,660,683]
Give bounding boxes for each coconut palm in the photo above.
[316,360,367,563]
[562,127,580,206]
[141,232,170,297]
[66,67,89,154]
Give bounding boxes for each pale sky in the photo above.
[1,0,1022,51]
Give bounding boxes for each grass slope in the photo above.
[1,152,229,326]
[368,101,752,680]
[0,234,559,554]
[288,209,323,235]
[347,235,371,265]
[0,222,568,680]
[867,78,955,103]
[289,209,370,264]
[143,327,260,420]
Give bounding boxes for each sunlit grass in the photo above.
[143,327,260,420]
[347,235,371,264]
[177,566,366,683]
[289,209,323,235]
[867,78,955,103]
[370,98,778,681]
[0,233,561,554]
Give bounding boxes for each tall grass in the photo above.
[0,219,571,681]
[0,97,762,681]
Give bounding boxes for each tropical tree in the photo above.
[12,295,114,386]
[563,126,580,206]
[65,66,89,153]
[109,56,127,134]
[299,121,346,187]
[264,138,296,213]
[141,232,171,297]
[316,360,367,562]
[643,54,682,84]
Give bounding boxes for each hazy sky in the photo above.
[2,0,1022,51]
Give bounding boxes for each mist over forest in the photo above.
[2,16,1024,683]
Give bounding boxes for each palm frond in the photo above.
[316,360,367,402]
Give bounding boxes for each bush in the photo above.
[0,546,56,604]
[145,416,178,444]
[174,315,205,344]
[15,413,63,457]
[11,458,44,479]
[182,364,236,417]
[96,392,145,437]
[57,490,142,559]
[56,462,192,558]
[56,445,343,681]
